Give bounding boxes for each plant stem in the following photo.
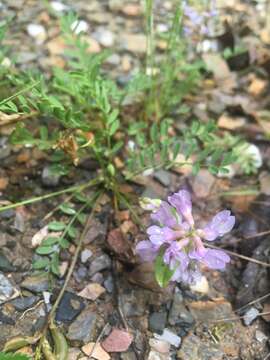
[0,177,102,213]
[49,191,103,323]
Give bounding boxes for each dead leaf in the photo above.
[101,328,133,353]
[218,113,246,130]
[31,225,49,248]
[248,77,267,97]
[0,111,20,126]
[78,283,106,301]
[82,342,110,360]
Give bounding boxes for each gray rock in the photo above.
[121,352,137,360]
[81,249,93,263]
[0,273,16,304]
[104,275,114,293]
[0,253,13,272]
[42,165,61,187]
[93,28,115,47]
[154,328,181,348]
[178,333,224,360]
[122,291,146,317]
[0,209,15,219]
[67,306,97,343]
[74,265,88,282]
[149,312,167,334]
[243,307,259,326]
[10,296,39,311]
[55,291,85,322]
[88,253,111,276]
[154,170,171,186]
[255,330,268,343]
[21,273,49,293]
[106,53,121,66]
[168,291,194,326]
[0,137,11,160]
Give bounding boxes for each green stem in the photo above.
[0,177,102,213]
[0,80,40,106]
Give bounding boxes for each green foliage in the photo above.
[155,249,175,287]
[0,353,30,360]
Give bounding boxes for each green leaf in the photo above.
[59,203,76,215]
[32,258,50,270]
[42,237,60,246]
[154,251,174,288]
[36,246,55,255]
[51,252,60,276]
[67,226,78,239]
[48,221,66,231]
[59,238,70,248]
[109,119,120,136]
[0,352,31,360]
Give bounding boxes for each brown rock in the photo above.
[101,328,133,352]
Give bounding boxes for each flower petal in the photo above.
[202,249,230,270]
[151,201,179,227]
[168,190,194,226]
[136,241,158,262]
[201,210,235,241]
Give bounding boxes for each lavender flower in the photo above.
[136,189,235,286]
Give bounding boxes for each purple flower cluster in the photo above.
[183,1,218,36]
[136,190,235,285]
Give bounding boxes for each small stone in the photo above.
[0,177,8,191]
[71,20,89,34]
[81,249,93,263]
[0,137,11,159]
[0,209,15,219]
[50,1,69,12]
[154,170,171,187]
[67,306,97,343]
[67,347,82,360]
[149,312,167,334]
[10,296,39,311]
[55,291,85,322]
[120,351,137,360]
[78,283,106,301]
[21,273,49,293]
[27,24,46,43]
[243,307,259,326]
[120,34,147,53]
[0,273,17,304]
[82,342,110,360]
[104,275,114,293]
[190,276,209,294]
[42,166,61,187]
[147,350,169,360]
[93,29,115,47]
[88,254,111,276]
[192,169,216,198]
[154,329,181,347]
[168,291,194,327]
[122,4,142,16]
[106,54,121,66]
[259,171,270,195]
[149,338,170,354]
[255,330,268,343]
[0,253,13,272]
[102,328,133,352]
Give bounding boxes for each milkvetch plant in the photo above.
[137,189,235,287]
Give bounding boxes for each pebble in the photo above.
[78,283,106,301]
[190,276,209,294]
[243,307,259,326]
[67,306,97,343]
[81,249,93,264]
[82,342,110,360]
[0,209,15,220]
[120,352,137,360]
[55,291,85,322]
[0,137,11,160]
[27,24,46,43]
[192,169,216,198]
[71,20,89,34]
[147,351,170,360]
[149,338,170,354]
[120,34,147,53]
[102,328,133,352]
[154,329,181,348]
[10,296,39,311]
[154,170,171,187]
[106,53,121,66]
[42,165,61,187]
[93,28,115,47]
[88,253,111,276]
[21,273,49,293]
[50,1,69,13]
[0,253,13,272]
[149,312,167,334]
[168,291,194,327]
[104,275,114,293]
[255,330,268,343]
[0,273,16,304]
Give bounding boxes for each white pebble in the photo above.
[71,20,89,34]
[154,329,181,347]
